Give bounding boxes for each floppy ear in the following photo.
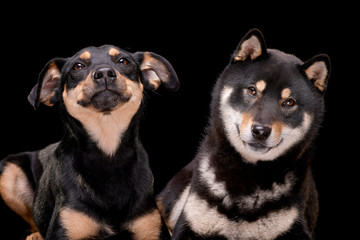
[302,54,331,93]
[28,58,66,109]
[233,28,267,62]
[134,52,179,91]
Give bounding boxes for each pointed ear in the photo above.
[28,58,66,109]
[134,52,179,91]
[233,28,267,62]
[302,54,331,93]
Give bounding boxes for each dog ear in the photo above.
[28,58,66,109]
[302,54,331,93]
[232,28,267,62]
[134,52,179,91]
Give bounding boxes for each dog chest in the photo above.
[197,152,296,209]
[183,192,299,240]
[173,153,300,239]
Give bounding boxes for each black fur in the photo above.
[157,29,330,240]
[0,45,179,239]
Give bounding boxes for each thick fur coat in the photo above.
[157,29,330,240]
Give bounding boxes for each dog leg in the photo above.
[126,209,163,240]
[0,161,38,232]
[26,232,43,240]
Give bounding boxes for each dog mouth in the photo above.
[243,139,283,153]
[244,141,271,153]
[235,124,283,154]
[79,89,131,112]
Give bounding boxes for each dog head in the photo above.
[28,45,179,156]
[214,29,330,163]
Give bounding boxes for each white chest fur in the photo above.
[183,192,298,240]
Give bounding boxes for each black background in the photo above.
[0,3,356,239]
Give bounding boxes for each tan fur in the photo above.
[272,121,283,140]
[26,232,43,240]
[140,52,169,90]
[62,78,143,156]
[0,162,37,231]
[40,62,61,106]
[79,51,91,60]
[59,207,103,240]
[127,209,162,240]
[305,61,328,92]
[234,35,263,61]
[281,88,291,99]
[256,80,266,93]
[239,112,253,133]
[70,73,96,103]
[108,47,121,56]
[141,52,169,77]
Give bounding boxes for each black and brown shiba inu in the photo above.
[0,45,179,239]
[157,29,330,239]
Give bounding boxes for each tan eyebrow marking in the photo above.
[281,88,292,99]
[256,80,266,93]
[79,51,91,60]
[108,48,121,56]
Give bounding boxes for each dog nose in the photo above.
[93,67,116,85]
[251,124,271,141]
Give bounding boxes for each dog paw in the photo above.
[26,232,43,240]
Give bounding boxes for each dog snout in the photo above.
[251,124,271,141]
[93,66,117,86]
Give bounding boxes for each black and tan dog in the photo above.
[157,29,330,239]
[0,45,179,239]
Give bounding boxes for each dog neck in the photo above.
[62,107,142,159]
[62,84,144,158]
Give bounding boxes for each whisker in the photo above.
[100,113,106,122]
[107,113,121,131]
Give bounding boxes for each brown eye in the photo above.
[73,63,85,71]
[282,98,296,107]
[118,57,129,66]
[248,86,257,96]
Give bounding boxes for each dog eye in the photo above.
[248,86,257,96]
[73,63,85,71]
[118,57,129,66]
[282,98,296,107]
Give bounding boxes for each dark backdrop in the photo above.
[0,4,355,239]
